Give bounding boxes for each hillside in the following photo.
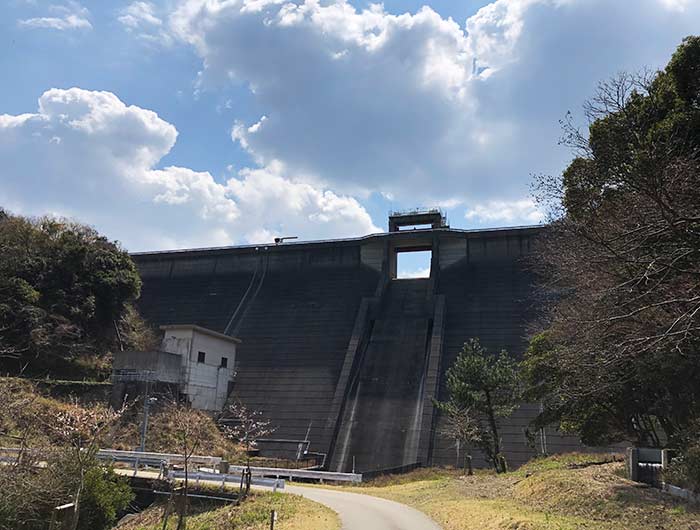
[0,377,241,458]
[338,454,700,530]
[116,491,339,530]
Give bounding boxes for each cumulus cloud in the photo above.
[0,88,380,251]
[167,0,699,209]
[465,199,543,225]
[18,1,92,31]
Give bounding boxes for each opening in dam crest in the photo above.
[396,250,432,279]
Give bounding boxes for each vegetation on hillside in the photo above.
[0,378,134,530]
[116,492,339,530]
[0,378,254,529]
[526,36,700,486]
[340,454,699,530]
[0,210,157,378]
[0,378,241,458]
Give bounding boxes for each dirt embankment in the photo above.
[337,453,700,530]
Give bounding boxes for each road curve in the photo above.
[286,485,442,530]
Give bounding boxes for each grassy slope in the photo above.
[338,453,700,530]
[117,492,339,530]
[0,377,243,458]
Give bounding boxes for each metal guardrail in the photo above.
[1,447,221,470]
[167,469,285,491]
[229,464,362,483]
[1,447,361,483]
[98,449,222,467]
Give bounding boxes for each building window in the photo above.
[220,357,228,368]
[197,351,206,363]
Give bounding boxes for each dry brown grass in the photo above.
[110,406,242,458]
[335,455,700,530]
[0,377,243,459]
[117,491,339,530]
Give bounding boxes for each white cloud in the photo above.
[465,198,543,225]
[118,1,173,45]
[18,1,92,30]
[167,0,699,207]
[658,0,691,11]
[119,2,162,28]
[0,88,380,251]
[398,266,431,279]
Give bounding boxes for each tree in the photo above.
[437,401,481,475]
[0,211,146,377]
[438,339,520,473]
[71,466,133,530]
[0,378,39,467]
[529,36,700,449]
[0,379,133,530]
[44,402,125,530]
[167,403,212,530]
[218,401,275,467]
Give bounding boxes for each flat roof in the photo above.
[160,324,242,344]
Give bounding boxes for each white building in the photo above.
[159,324,239,411]
[112,324,239,412]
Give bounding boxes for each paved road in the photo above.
[286,485,443,530]
[115,468,441,529]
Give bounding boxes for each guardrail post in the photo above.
[661,449,670,470]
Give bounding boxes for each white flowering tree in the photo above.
[45,402,124,530]
[437,402,481,475]
[218,402,275,467]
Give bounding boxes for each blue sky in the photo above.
[1,0,698,274]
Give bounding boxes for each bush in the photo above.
[665,446,700,493]
[0,466,66,530]
[0,211,144,378]
[0,458,134,530]
[77,466,134,530]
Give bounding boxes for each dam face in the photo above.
[133,223,581,472]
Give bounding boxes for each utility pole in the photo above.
[139,395,157,452]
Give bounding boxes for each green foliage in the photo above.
[520,332,559,402]
[667,36,700,107]
[0,211,147,377]
[445,339,520,418]
[439,338,520,473]
[76,466,134,530]
[521,333,646,447]
[531,36,700,449]
[0,458,133,530]
[665,446,700,494]
[562,36,700,223]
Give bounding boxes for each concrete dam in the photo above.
[132,212,580,472]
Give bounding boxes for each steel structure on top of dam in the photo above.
[131,215,581,473]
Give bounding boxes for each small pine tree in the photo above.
[439,338,521,473]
